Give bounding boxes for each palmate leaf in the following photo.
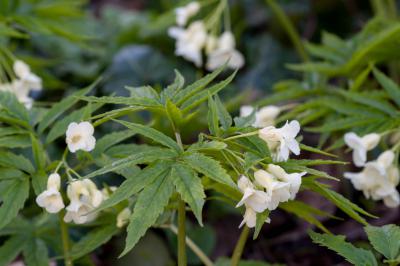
[365,224,400,260]
[121,169,174,257]
[38,80,97,133]
[114,119,182,152]
[83,147,176,179]
[171,163,205,225]
[0,178,30,230]
[95,161,173,213]
[70,224,119,259]
[309,231,378,266]
[183,152,236,188]
[23,238,49,266]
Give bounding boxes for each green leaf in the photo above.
[187,141,227,152]
[0,92,29,122]
[83,147,176,179]
[38,81,97,133]
[365,224,400,260]
[114,119,181,152]
[165,99,183,128]
[96,161,173,212]
[207,95,219,136]
[373,68,400,108]
[253,210,270,240]
[0,235,26,266]
[92,130,136,157]
[0,151,35,173]
[121,169,174,256]
[0,178,30,230]
[161,70,185,101]
[23,238,49,266]
[214,95,232,130]
[0,135,31,148]
[30,134,46,170]
[280,201,332,233]
[181,71,237,112]
[171,163,205,225]
[173,64,226,105]
[70,225,119,259]
[126,85,160,101]
[79,95,162,108]
[309,231,378,266]
[183,152,235,188]
[306,117,381,133]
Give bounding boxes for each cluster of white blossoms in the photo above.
[0,60,42,108]
[168,1,244,70]
[240,105,281,128]
[36,121,131,226]
[344,132,399,208]
[236,165,306,228]
[259,120,301,162]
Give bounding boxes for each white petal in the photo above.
[344,132,363,150]
[361,133,380,150]
[377,150,394,169]
[281,120,300,139]
[286,138,300,156]
[78,121,94,136]
[352,148,367,167]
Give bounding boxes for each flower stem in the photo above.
[230,226,250,266]
[169,224,214,266]
[265,0,309,62]
[59,212,73,266]
[224,131,259,141]
[178,198,187,266]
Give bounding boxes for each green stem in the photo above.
[265,0,309,62]
[170,225,214,266]
[224,131,259,141]
[59,212,73,266]
[230,226,250,266]
[178,198,187,266]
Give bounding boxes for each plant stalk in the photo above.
[59,212,73,266]
[230,226,250,266]
[265,0,309,62]
[170,224,214,266]
[178,198,187,266]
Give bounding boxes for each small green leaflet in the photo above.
[373,67,400,108]
[121,169,174,257]
[183,152,236,188]
[365,224,400,261]
[23,238,49,266]
[171,163,205,225]
[309,231,378,266]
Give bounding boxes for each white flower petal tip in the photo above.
[35,173,65,213]
[344,132,380,167]
[66,121,96,153]
[258,120,301,162]
[240,105,281,128]
[175,2,200,26]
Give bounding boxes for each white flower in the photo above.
[175,2,200,26]
[66,121,96,153]
[236,175,269,212]
[266,164,306,200]
[13,60,42,91]
[258,120,301,162]
[206,31,244,71]
[168,21,207,67]
[344,132,380,167]
[101,186,117,200]
[36,173,65,213]
[64,179,103,224]
[254,169,291,210]
[117,208,132,228]
[344,150,399,208]
[240,105,281,128]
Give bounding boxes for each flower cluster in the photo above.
[344,132,399,208]
[36,121,131,227]
[236,165,306,228]
[0,60,42,108]
[168,1,244,70]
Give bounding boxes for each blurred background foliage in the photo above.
[1,0,399,265]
